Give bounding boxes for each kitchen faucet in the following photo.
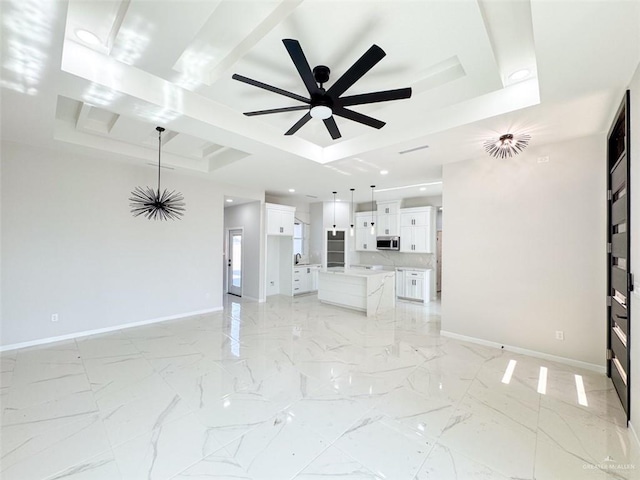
[295,253,301,264]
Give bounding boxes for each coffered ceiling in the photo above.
[1,0,638,202]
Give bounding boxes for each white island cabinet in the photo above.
[318,269,396,316]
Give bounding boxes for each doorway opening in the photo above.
[228,228,243,297]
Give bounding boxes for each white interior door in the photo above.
[228,229,242,296]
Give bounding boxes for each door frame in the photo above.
[226,227,244,297]
[606,90,632,423]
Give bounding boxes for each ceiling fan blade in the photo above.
[285,112,312,136]
[323,117,342,139]
[327,44,386,98]
[232,74,310,104]
[244,106,310,116]
[332,107,385,129]
[339,87,412,107]
[282,39,318,95]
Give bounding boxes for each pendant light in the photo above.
[349,188,355,237]
[370,185,376,235]
[130,127,185,220]
[332,191,337,236]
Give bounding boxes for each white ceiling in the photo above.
[1,0,639,203]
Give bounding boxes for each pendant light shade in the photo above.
[370,185,376,235]
[349,188,355,237]
[332,191,337,236]
[130,127,185,220]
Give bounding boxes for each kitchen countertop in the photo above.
[321,268,395,278]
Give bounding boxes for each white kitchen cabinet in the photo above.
[377,201,400,236]
[266,203,295,236]
[355,212,377,251]
[293,265,320,295]
[395,269,405,298]
[399,207,434,253]
[355,211,375,229]
[396,268,430,302]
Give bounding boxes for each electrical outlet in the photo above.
[51,314,59,322]
[555,330,564,340]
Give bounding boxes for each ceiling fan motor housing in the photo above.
[313,65,330,85]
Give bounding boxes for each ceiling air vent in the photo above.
[399,144,430,155]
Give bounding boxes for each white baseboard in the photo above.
[242,296,260,302]
[440,330,605,374]
[0,307,224,352]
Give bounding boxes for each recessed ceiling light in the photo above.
[508,68,530,81]
[380,170,389,175]
[288,188,295,193]
[336,199,342,202]
[419,187,426,191]
[226,199,233,203]
[75,29,101,46]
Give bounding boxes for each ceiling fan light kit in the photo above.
[484,133,531,159]
[233,39,412,140]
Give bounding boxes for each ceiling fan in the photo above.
[232,39,412,140]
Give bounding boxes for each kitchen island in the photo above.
[318,269,396,316]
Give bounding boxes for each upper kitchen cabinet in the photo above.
[354,211,376,251]
[266,203,295,236]
[399,206,435,253]
[377,201,400,236]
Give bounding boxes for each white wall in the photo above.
[224,202,262,301]
[442,134,606,366]
[0,141,262,347]
[309,202,323,264]
[627,62,640,437]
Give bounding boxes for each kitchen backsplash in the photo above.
[358,251,435,269]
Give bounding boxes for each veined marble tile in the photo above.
[537,401,640,477]
[43,450,122,480]
[95,372,175,413]
[224,411,329,480]
[11,348,85,388]
[437,393,536,479]
[163,363,244,411]
[372,385,457,439]
[415,442,511,480]
[100,388,192,448]
[294,446,384,479]
[172,449,253,479]
[0,414,111,480]
[75,332,140,360]
[331,413,434,479]
[283,387,371,443]
[2,295,634,480]
[83,354,155,399]
[194,391,286,446]
[1,390,98,450]
[3,371,91,410]
[328,368,411,409]
[542,368,627,428]
[111,412,222,480]
[465,364,541,431]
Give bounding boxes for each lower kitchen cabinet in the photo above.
[395,268,430,302]
[293,265,320,295]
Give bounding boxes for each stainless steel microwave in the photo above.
[376,236,400,250]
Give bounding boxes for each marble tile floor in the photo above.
[0,294,638,480]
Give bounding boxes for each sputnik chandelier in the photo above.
[130,126,185,220]
[484,133,531,159]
